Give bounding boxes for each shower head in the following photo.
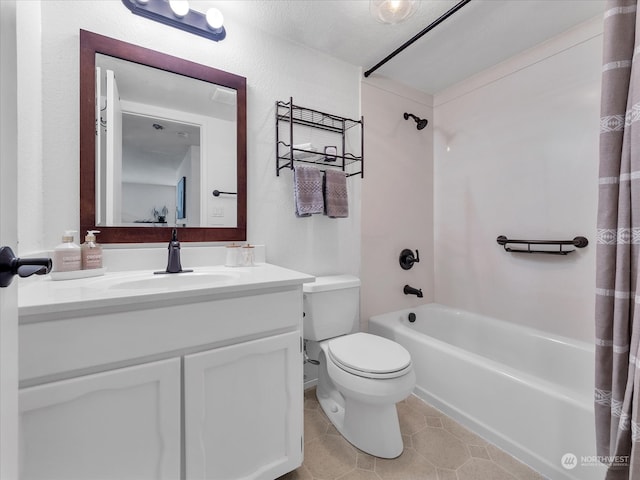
[404,112,428,130]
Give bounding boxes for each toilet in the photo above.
[303,275,416,458]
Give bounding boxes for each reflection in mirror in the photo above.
[80,30,246,243]
[95,53,237,228]
[120,114,201,226]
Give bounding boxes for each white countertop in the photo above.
[19,263,314,320]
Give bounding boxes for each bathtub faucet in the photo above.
[403,285,423,298]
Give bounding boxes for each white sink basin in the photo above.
[106,272,240,291]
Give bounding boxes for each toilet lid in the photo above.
[328,332,412,379]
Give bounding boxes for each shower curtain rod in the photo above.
[364,0,472,78]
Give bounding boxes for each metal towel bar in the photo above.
[496,235,588,255]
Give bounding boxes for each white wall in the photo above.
[16,0,361,277]
[360,78,434,330]
[206,119,236,227]
[16,0,43,256]
[433,18,602,343]
[121,183,176,225]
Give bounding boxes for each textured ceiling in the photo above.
[209,0,606,95]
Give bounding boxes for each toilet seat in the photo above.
[328,332,412,379]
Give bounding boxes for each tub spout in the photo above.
[404,285,423,298]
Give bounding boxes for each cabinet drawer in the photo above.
[20,287,302,383]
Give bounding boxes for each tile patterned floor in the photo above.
[278,388,547,480]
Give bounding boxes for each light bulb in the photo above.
[206,7,224,30]
[370,0,418,24]
[388,0,401,12]
[169,0,190,18]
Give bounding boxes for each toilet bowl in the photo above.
[314,332,416,458]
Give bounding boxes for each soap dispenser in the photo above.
[53,230,81,272]
[81,230,102,269]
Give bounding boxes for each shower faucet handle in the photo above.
[399,249,420,270]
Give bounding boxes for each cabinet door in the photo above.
[184,331,302,480]
[19,358,181,480]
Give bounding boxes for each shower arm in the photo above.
[403,112,428,130]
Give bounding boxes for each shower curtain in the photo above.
[596,1,640,478]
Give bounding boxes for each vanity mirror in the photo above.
[80,29,246,243]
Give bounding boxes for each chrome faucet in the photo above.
[403,285,423,298]
[157,228,192,274]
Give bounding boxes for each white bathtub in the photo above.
[369,303,605,480]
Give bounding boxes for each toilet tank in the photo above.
[303,275,361,341]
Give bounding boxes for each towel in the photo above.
[284,143,319,160]
[293,165,324,217]
[324,169,349,218]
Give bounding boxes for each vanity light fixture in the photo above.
[122,0,226,42]
[370,0,418,24]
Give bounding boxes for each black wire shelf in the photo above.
[276,100,361,132]
[275,98,364,177]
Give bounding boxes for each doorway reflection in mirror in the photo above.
[94,54,237,229]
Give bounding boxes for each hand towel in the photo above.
[284,143,319,160]
[324,169,349,218]
[293,165,324,217]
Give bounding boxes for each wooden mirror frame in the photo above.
[79,29,246,243]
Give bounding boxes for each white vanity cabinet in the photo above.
[184,331,302,480]
[18,265,310,480]
[19,358,181,480]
